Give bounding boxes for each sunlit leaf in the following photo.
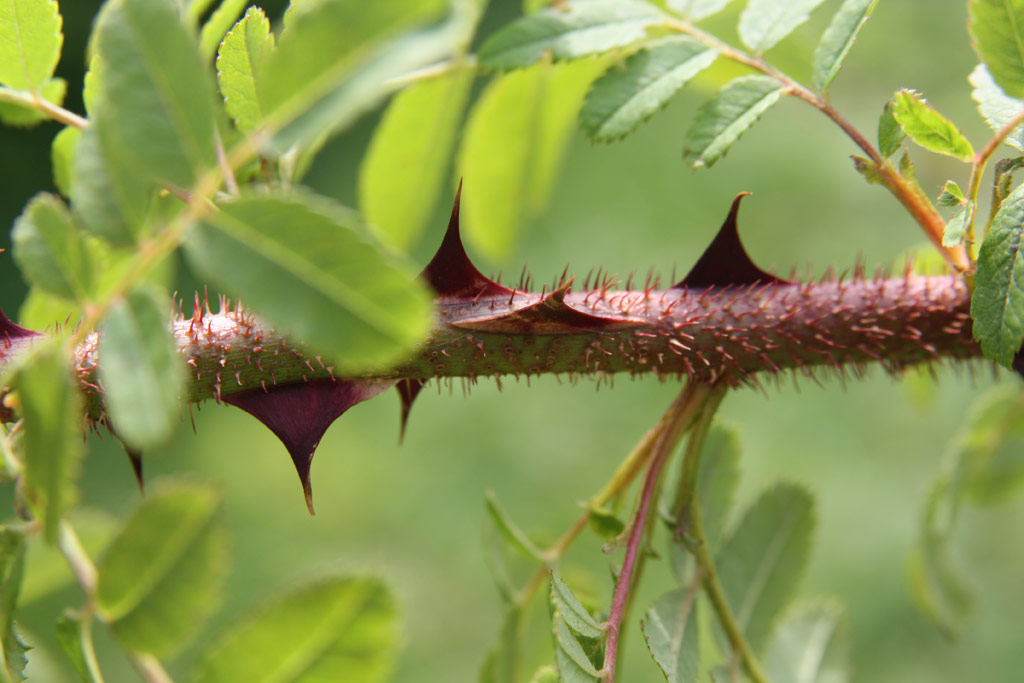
[877,100,905,157]
[993,157,1024,214]
[942,200,973,248]
[666,0,733,22]
[641,589,699,683]
[812,0,877,91]
[580,36,717,142]
[189,575,398,683]
[216,6,275,135]
[683,75,783,168]
[97,479,228,657]
[937,180,965,207]
[739,0,826,54]
[50,124,79,198]
[969,63,1024,153]
[763,599,849,683]
[891,89,974,161]
[0,0,62,90]
[0,76,64,126]
[12,193,91,301]
[969,0,1024,99]
[0,528,28,682]
[198,0,247,63]
[972,183,1024,365]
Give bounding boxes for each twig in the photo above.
[0,86,88,129]
[964,105,1024,250]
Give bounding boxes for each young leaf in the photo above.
[666,0,732,22]
[189,575,398,683]
[877,101,905,157]
[98,286,186,451]
[198,0,248,63]
[763,600,849,683]
[0,528,28,682]
[937,180,965,207]
[458,58,605,259]
[993,157,1024,213]
[19,344,82,544]
[695,424,741,552]
[738,0,827,54]
[812,0,877,91]
[969,63,1024,153]
[641,589,699,683]
[586,505,625,539]
[12,193,91,301]
[477,0,665,69]
[957,385,1024,503]
[0,76,65,126]
[550,573,604,639]
[0,0,63,91]
[216,6,275,135]
[185,192,434,371]
[50,125,79,198]
[683,75,783,168]
[891,89,974,161]
[942,200,974,248]
[969,0,1024,99]
[484,490,546,562]
[580,36,717,143]
[851,155,886,186]
[716,483,815,651]
[359,67,473,249]
[972,183,1024,366]
[55,611,101,683]
[97,479,228,657]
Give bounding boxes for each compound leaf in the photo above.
[891,89,973,161]
[739,0,827,54]
[216,6,275,135]
[969,0,1024,99]
[684,74,783,168]
[812,0,877,91]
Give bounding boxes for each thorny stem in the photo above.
[601,381,722,682]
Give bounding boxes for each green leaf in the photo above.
[97,479,227,657]
[969,0,1024,99]
[528,666,559,683]
[641,589,699,683]
[198,0,247,63]
[666,0,733,22]
[898,148,917,183]
[695,424,740,553]
[216,6,275,135]
[969,63,1024,153]
[716,483,815,651]
[21,509,116,604]
[0,528,28,682]
[189,575,398,683]
[552,618,602,681]
[878,100,905,158]
[50,125,79,198]
[12,193,91,301]
[55,611,101,683]
[478,0,665,69]
[0,76,64,126]
[993,157,1024,217]
[98,286,186,451]
[19,344,82,544]
[586,504,625,539]
[0,0,62,90]
[738,0,826,54]
[580,36,717,142]
[763,600,849,683]
[359,66,473,249]
[891,89,974,161]
[972,182,1024,365]
[479,606,523,683]
[937,180,965,207]
[851,155,885,186]
[812,0,877,91]
[484,490,546,562]
[458,58,605,259]
[683,75,783,168]
[942,200,974,248]
[186,193,433,371]
[550,573,604,639]
[957,385,1024,503]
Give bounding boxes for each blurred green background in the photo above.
[2,1,1022,681]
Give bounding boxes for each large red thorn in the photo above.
[396,379,426,443]
[0,308,39,344]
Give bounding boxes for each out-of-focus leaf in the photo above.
[763,599,849,683]
[553,618,601,681]
[666,0,732,22]
[50,125,79,198]
[969,63,1024,153]
[641,589,699,683]
[0,76,65,126]
[216,6,275,135]
[716,483,815,651]
[878,100,905,157]
[942,200,974,248]
[898,148,917,182]
[0,528,28,682]
[98,286,185,451]
[477,0,665,69]
[683,75,783,168]
[484,490,545,562]
[969,0,1024,99]
[19,344,82,544]
[12,193,91,301]
[458,58,605,260]
[55,611,101,683]
[22,509,116,604]
[359,67,473,249]
[938,180,965,207]
[812,0,877,91]
[198,0,247,63]
[550,573,603,639]
[0,0,63,90]
[189,575,398,683]
[993,157,1024,214]
[97,479,228,657]
[586,504,625,540]
[891,89,974,161]
[851,155,885,185]
[957,385,1024,503]
[695,424,740,552]
[528,666,559,683]
[972,183,1024,366]
[479,606,522,683]
[739,0,826,54]
[580,36,717,142]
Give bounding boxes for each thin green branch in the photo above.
[964,105,1024,252]
[0,86,88,129]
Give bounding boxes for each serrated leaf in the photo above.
[216,6,275,135]
[641,589,699,683]
[198,0,247,63]
[739,0,827,54]
[97,479,227,657]
[553,618,602,681]
[716,483,815,652]
[763,600,849,683]
[55,612,101,683]
[666,0,733,22]
[942,200,974,248]
[479,606,523,683]
[898,148,917,182]
[458,58,605,259]
[19,344,82,544]
[12,193,91,302]
[186,193,433,371]
[0,76,64,126]
[0,0,62,90]
[878,100,905,158]
[969,0,1024,99]
[993,157,1024,213]
[957,385,1024,503]
[484,490,545,562]
[683,75,783,168]
[98,286,185,451]
[50,125,79,198]
[851,155,885,185]
[189,575,398,683]
[969,63,1024,153]
[891,89,974,161]
[812,0,877,91]
[477,0,665,69]
[972,183,1024,365]
[580,36,717,142]
[359,67,473,249]
[938,180,965,207]
[550,574,604,639]
[695,424,740,552]
[0,528,28,682]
